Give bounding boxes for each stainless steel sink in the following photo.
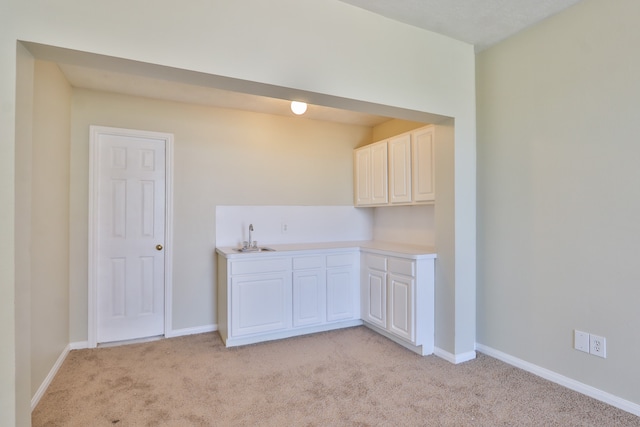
[234,224,274,252]
[233,247,276,253]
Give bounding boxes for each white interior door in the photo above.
[91,127,171,345]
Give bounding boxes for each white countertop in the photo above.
[216,240,437,260]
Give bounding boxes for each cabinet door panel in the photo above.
[326,267,355,322]
[293,269,325,327]
[231,273,291,337]
[388,273,414,342]
[354,147,372,205]
[370,142,388,205]
[363,269,386,328]
[389,134,412,204]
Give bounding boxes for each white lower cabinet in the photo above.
[388,272,414,342]
[218,250,360,347]
[292,256,326,327]
[361,252,435,355]
[292,252,359,326]
[362,265,387,328]
[225,257,291,338]
[326,253,358,322]
[217,246,434,354]
[231,272,291,336]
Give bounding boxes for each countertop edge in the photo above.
[216,240,437,260]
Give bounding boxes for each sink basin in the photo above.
[233,247,276,253]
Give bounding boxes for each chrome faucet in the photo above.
[248,224,254,248]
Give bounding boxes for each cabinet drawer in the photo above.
[293,256,325,270]
[365,254,387,271]
[388,257,415,277]
[327,252,357,268]
[230,258,290,275]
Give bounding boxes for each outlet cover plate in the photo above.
[590,334,607,358]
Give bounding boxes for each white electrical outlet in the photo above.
[590,334,606,358]
[281,223,288,234]
[574,330,590,353]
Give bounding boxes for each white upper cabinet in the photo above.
[412,126,436,203]
[354,140,388,206]
[354,125,436,207]
[354,146,371,205]
[370,142,389,205]
[388,133,412,204]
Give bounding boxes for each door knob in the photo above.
[156,244,163,251]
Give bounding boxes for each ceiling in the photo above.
[56,0,583,126]
[338,0,583,51]
[59,63,392,127]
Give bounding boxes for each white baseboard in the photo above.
[476,343,640,417]
[69,341,89,350]
[165,324,217,338]
[363,322,430,356]
[31,344,71,412]
[71,324,218,349]
[434,346,477,364]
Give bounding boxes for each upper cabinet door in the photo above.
[370,141,388,205]
[412,127,436,203]
[354,141,388,206]
[354,146,372,205]
[354,125,436,207]
[388,133,412,204]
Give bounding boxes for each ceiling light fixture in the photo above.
[290,101,307,115]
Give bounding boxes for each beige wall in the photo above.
[12,43,35,427]
[477,0,640,405]
[69,89,372,340]
[30,60,71,399]
[373,205,435,246]
[371,119,426,142]
[432,122,457,355]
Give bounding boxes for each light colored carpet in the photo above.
[33,326,639,426]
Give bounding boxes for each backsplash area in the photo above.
[215,206,374,247]
[373,205,435,247]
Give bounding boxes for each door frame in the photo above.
[88,125,174,348]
